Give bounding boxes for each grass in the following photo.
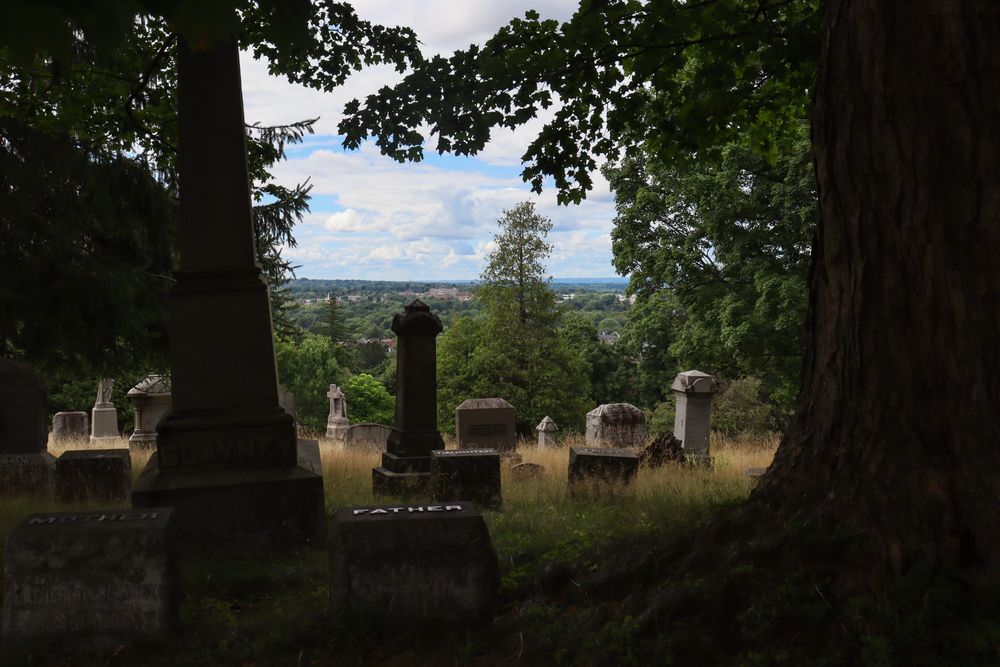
[0,432,778,665]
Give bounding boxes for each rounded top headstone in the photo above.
[535,416,558,432]
[391,299,443,337]
[127,374,171,397]
[586,403,644,425]
[670,370,718,395]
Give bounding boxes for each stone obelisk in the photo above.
[132,33,324,551]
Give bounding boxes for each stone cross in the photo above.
[326,384,349,441]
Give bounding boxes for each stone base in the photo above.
[326,419,349,441]
[55,448,131,503]
[90,405,119,440]
[2,508,177,656]
[0,452,55,496]
[567,446,639,497]
[131,440,325,554]
[386,428,443,458]
[372,468,431,497]
[381,451,432,473]
[329,501,499,624]
[431,449,501,509]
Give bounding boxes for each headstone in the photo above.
[567,446,639,497]
[278,384,296,422]
[535,416,558,449]
[2,509,177,654]
[456,398,516,452]
[585,403,646,448]
[325,384,349,441]
[510,462,544,481]
[127,375,171,447]
[51,411,89,441]
[344,423,391,450]
[131,37,325,553]
[431,449,501,509]
[671,370,718,461]
[373,300,444,496]
[329,502,499,623]
[55,449,132,502]
[90,378,119,442]
[0,358,55,495]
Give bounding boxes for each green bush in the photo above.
[343,373,394,425]
[275,334,342,432]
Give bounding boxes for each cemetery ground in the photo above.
[0,433,769,665]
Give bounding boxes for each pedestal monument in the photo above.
[90,379,119,442]
[372,300,444,495]
[131,35,325,551]
[325,384,349,441]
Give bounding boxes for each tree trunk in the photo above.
[755,0,1000,579]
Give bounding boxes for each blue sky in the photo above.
[239,0,620,281]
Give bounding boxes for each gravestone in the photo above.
[431,449,501,509]
[90,378,119,441]
[131,36,325,553]
[325,384,349,441]
[2,509,177,654]
[585,403,646,448]
[329,502,499,623]
[535,416,558,448]
[567,446,639,497]
[52,411,89,441]
[127,375,171,447]
[0,358,55,495]
[510,462,544,481]
[278,384,296,421]
[456,398,516,452]
[373,300,444,496]
[55,449,131,502]
[344,423,391,450]
[671,370,718,461]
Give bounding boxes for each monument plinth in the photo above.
[373,300,443,495]
[0,358,55,495]
[131,35,324,552]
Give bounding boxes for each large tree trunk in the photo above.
[755,0,1000,579]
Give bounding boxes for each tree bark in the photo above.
[755,0,1000,580]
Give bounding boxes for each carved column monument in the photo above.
[131,34,325,551]
[325,384,349,441]
[372,300,443,495]
[671,369,718,461]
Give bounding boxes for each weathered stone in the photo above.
[55,449,131,503]
[431,449,501,509]
[90,378,119,442]
[127,375,171,447]
[0,358,54,495]
[344,422,391,450]
[567,446,639,496]
[131,38,325,554]
[456,398,516,452]
[52,412,89,441]
[585,403,646,448]
[510,462,544,481]
[325,384,348,440]
[744,467,767,485]
[671,370,718,460]
[0,358,47,454]
[329,502,499,623]
[373,300,443,495]
[2,509,177,654]
[638,431,686,467]
[535,415,558,448]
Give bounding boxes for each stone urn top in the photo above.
[392,299,443,337]
[670,370,718,395]
[536,416,558,432]
[127,374,171,397]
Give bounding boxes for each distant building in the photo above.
[598,332,621,346]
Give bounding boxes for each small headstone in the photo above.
[344,423,391,450]
[90,378,119,441]
[127,375,171,447]
[456,398,516,452]
[535,416,558,449]
[51,411,89,441]
[2,509,177,653]
[329,502,499,623]
[0,358,55,495]
[671,370,718,461]
[431,449,501,509]
[638,432,686,467]
[55,449,132,502]
[326,384,349,441]
[567,446,639,497]
[510,462,544,481]
[585,403,646,448]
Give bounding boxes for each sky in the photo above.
[238,0,620,281]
